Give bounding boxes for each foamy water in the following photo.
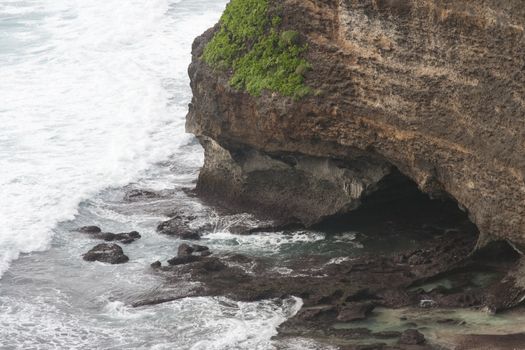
[0,0,226,276]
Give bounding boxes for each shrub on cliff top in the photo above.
[202,0,310,98]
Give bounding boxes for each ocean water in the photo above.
[0,0,224,278]
[0,0,339,348]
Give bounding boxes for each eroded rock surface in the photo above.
[186,0,525,247]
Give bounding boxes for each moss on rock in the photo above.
[202,0,310,98]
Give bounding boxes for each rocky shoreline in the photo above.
[75,185,524,349]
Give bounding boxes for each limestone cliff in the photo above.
[187,0,525,249]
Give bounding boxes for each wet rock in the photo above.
[157,218,189,234]
[76,226,101,234]
[450,333,525,350]
[297,306,335,321]
[484,258,525,313]
[228,224,254,235]
[124,189,159,201]
[353,344,388,350]
[167,255,200,266]
[226,254,252,264]
[83,243,129,264]
[336,302,375,322]
[372,331,401,339]
[192,244,209,252]
[340,328,372,339]
[399,329,426,345]
[200,258,227,272]
[97,231,141,244]
[296,308,320,321]
[156,216,206,240]
[178,243,195,257]
[150,261,161,268]
[199,250,212,257]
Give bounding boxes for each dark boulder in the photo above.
[83,243,129,264]
[150,261,162,268]
[178,243,195,257]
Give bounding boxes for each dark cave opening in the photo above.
[312,168,480,253]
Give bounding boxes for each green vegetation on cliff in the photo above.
[202,0,310,98]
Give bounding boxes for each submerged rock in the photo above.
[123,189,159,202]
[76,226,101,234]
[150,261,162,269]
[83,243,129,264]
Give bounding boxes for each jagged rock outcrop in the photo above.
[187,0,525,248]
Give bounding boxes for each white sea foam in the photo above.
[204,229,326,256]
[0,2,338,349]
[190,297,303,350]
[0,0,225,277]
[0,293,303,349]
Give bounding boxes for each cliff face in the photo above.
[187,0,525,248]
